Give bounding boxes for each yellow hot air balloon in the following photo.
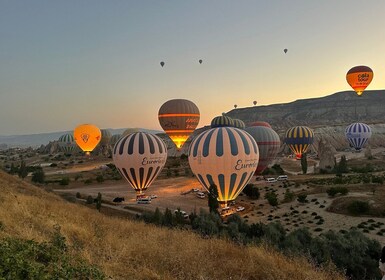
[346,65,373,96]
[158,99,200,149]
[74,124,101,155]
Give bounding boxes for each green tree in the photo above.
[265,192,278,206]
[96,192,102,212]
[301,153,307,174]
[297,194,307,203]
[18,160,28,179]
[162,208,174,227]
[208,184,219,213]
[31,168,45,184]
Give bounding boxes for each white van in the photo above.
[196,192,205,199]
[266,177,277,183]
[277,175,288,181]
[137,196,151,204]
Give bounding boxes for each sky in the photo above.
[1,0,385,135]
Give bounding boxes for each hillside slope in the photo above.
[0,171,343,280]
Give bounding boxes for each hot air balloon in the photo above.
[346,65,373,96]
[234,104,237,109]
[345,122,372,151]
[245,124,281,174]
[284,126,314,160]
[211,115,234,128]
[74,124,101,155]
[160,61,165,67]
[189,127,259,208]
[110,134,122,147]
[232,119,245,129]
[284,49,288,53]
[248,121,271,128]
[253,101,257,106]
[199,59,203,64]
[58,133,76,154]
[158,99,200,149]
[113,132,167,196]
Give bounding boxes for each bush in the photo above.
[283,190,295,202]
[86,196,94,204]
[75,192,81,199]
[326,187,349,197]
[96,175,104,183]
[59,177,70,186]
[265,192,278,206]
[243,184,260,199]
[31,168,45,184]
[297,194,307,203]
[84,179,93,185]
[348,201,370,216]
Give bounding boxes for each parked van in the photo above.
[137,196,151,204]
[266,177,277,183]
[196,192,205,199]
[277,175,288,181]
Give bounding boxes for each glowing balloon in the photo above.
[113,132,167,196]
[160,61,165,67]
[158,99,200,149]
[284,49,288,53]
[74,124,101,155]
[284,126,314,160]
[346,65,373,96]
[58,134,76,154]
[345,122,372,151]
[245,124,280,174]
[188,127,259,208]
[211,115,234,128]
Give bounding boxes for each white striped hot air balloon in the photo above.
[345,122,372,151]
[113,132,167,197]
[245,123,280,175]
[188,127,259,208]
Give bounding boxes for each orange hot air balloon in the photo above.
[346,65,373,96]
[74,124,101,155]
[158,99,200,149]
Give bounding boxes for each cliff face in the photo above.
[226,90,385,132]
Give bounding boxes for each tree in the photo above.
[301,153,308,174]
[31,168,45,184]
[265,192,278,206]
[96,192,102,212]
[297,194,307,203]
[208,184,219,213]
[18,160,28,179]
[162,208,174,227]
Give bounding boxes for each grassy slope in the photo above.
[0,171,344,280]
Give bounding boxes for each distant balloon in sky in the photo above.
[160,61,165,67]
[199,59,203,64]
[113,132,167,196]
[284,49,288,53]
[158,99,200,149]
[74,124,101,155]
[346,65,373,96]
[245,124,281,174]
[253,101,257,106]
[188,127,259,208]
[234,104,237,109]
[345,122,372,151]
[284,126,314,160]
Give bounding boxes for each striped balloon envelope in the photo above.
[232,119,245,129]
[188,127,259,208]
[58,133,76,154]
[346,65,373,96]
[247,121,271,128]
[113,132,167,196]
[211,115,234,128]
[284,126,314,160]
[245,124,280,174]
[345,122,372,151]
[158,99,200,149]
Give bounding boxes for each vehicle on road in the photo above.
[196,192,205,199]
[236,206,245,212]
[150,194,158,199]
[277,175,288,181]
[266,177,277,183]
[137,196,151,204]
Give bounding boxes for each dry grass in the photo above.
[0,171,344,280]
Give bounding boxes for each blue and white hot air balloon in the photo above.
[113,132,168,196]
[188,127,259,208]
[345,123,372,151]
[58,133,76,154]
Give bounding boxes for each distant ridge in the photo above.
[0,128,162,148]
[226,90,385,132]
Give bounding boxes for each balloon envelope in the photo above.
[345,122,372,151]
[100,129,112,146]
[113,132,167,195]
[248,121,271,128]
[58,134,76,154]
[211,115,234,128]
[160,61,165,67]
[199,59,203,64]
[74,124,101,154]
[284,49,288,53]
[284,126,314,159]
[188,127,259,207]
[232,119,245,129]
[158,99,200,149]
[109,134,122,147]
[245,125,280,174]
[346,65,373,96]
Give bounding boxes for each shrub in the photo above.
[297,194,307,203]
[348,201,370,216]
[31,168,45,184]
[75,192,81,199]
[265,192,278,206]
[84,179,93,185]
[59,177,70,186]
[86,196,94,204]
[96,175,104,183]
[283,190,295,202]
[326,187,349,197]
